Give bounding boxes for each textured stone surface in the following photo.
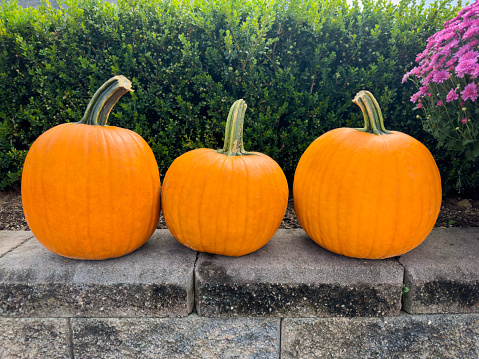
[282,313,479,358]
[196,229,404,317]
[0,228,478,356]
[399,228,479,314]
[0,318,72,358]
[71,316,280,358]
[0,230,196,317]
[457,199,473,209]
[0,231,33,257]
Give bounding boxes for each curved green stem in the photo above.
[353,90,390,135]
[79,75,132,126]
[217,99,251,156]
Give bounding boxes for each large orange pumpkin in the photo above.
[21,76,160,260]
[161,99,288,256]
[293,91,441,259]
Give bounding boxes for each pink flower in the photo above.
[425,62,435,72]
[430,53,441,65]
[462,118,468,124]
[446,88,459,102]
[411,67,421,76]
[445,3,479,29]
[433,70,450,83]
[446,58,457,67]
[434,29,457,45]
[404,0,479,113]
[468,39,479,48]
[459,50,479,62]
[410,92,422,103]
[463,26,479,40]
[416,51,427,62]
[441,47,452,57]
[458,19,476,30]
[456,59,478,78]
[442,39,460,55]
[422,73,434,85]
[456,41,479,58]
[419,86,429,94]
[461,82,478,101]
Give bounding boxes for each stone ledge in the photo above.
[0,230,196,317]
[1,228,478,318]
[400,227,479,314]
[0,231,33,257]
[196,230,404,317]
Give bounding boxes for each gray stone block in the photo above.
[281,313,479,358]
[71,316,280,358]
[0,318,71,358]
[196,229,404,317]
[0,230,196,317]
[0,231,33,257]
[399,228,479,314]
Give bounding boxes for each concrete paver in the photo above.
[0,230,196,317]
[196,229,404,317]
[399,228,479,314]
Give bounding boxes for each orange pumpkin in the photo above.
[161,99,288,256]
[21,76,160,260]
[293,91,442,259]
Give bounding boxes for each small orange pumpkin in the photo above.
[21,76,160,260]
[293,91,442,259]
[161,99,288,256]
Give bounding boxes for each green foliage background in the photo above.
[0,0,476,195]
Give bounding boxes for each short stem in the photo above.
[79,76,132,126]
[353,90,390,135]
[218,99,250,156]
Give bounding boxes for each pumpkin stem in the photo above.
[353,90,390,135]
[80,75,132,126]
[217,99,251,156]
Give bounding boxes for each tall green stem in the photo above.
[79,76,132,126]
[353,90,391,135]
[218,99,251,156]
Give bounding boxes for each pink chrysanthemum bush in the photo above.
[403,0,479,160]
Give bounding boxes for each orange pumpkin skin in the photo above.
[161,101,288,257]
[21,77,160,260]
[293,91,442,259]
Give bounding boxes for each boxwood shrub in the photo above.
[1,0,475,195]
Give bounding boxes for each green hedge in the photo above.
[1,0,475,195]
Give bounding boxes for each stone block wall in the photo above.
[1,228,478,357]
